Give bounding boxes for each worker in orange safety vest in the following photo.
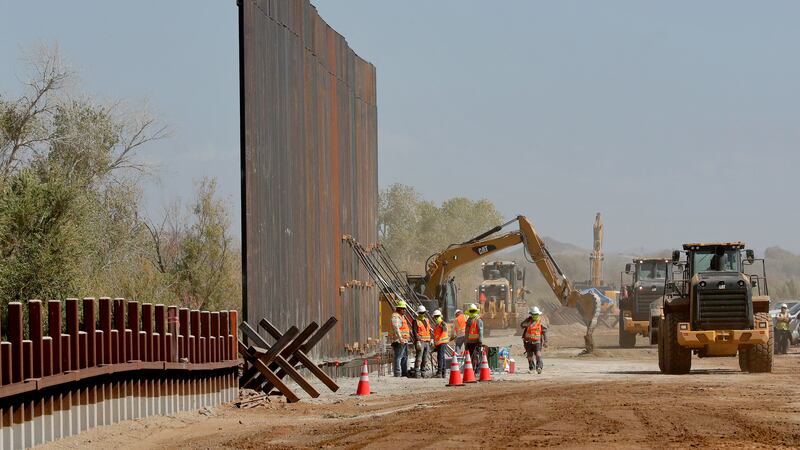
[432,309,450,378]
[464,303,484,369]
[412,305,433,378]
[521,306,548,374]
[453,309,467,355]
[390,300,411,377]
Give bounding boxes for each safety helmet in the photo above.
[432,309,442,317]
[529,306,542,316]
[395,300,407,309]
[454,309,463,315]
[417,305,427,314]
[781,303,788,309]
[467,303,478,313]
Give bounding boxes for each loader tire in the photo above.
[657,317,666,373]
[662,311,691,374]
[747,312,773,373]
[619,312,636,348]
[738,346,751,372]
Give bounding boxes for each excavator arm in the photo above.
[424,215,600,326]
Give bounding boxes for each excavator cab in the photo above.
[406,275,456,320]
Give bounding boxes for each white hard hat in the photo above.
[454,309,463,315]
[416,305,427,314]
[529,306,542,315]
[432,309,442,317]
[469,303,478,310]
[781,303,788,308]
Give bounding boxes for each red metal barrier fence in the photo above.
[0,297,239,449]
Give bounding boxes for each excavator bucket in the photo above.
[573,291,602,329]
[578,291,603,353]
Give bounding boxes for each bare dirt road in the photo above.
[41,325,800,449]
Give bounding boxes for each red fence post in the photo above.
[142,304,153,362]
[167,306,178,363]
[152,333,161,362]
[229,310,238,361]
[138,331,147,363]
[210,312,220,363]
[8,302,24,383]
[0,342,11,385]
[113,298,127,364]
[83,298,96,367]
[48,300,62,374]
[61,334,71,372]
[165,333,173,364]
[178,308,190,360]
[99,297,112,365]
[110,329,119,365]
[28,299,44,379]
[219,311,230,360]
[155,304,166,363]
[201,311,210,364]
[95,330,104,366]
[190,310,200,363]
[79,331,88,369]
[42,337,53,377]
[127,301,140,361]
[23,340,33,380]
[125,330,133,363]
[66,298,80,372]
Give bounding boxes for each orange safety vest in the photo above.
[433,321,450,346]
[393,313,411,341]
[524,320,543,343]
[466,317,481,343]
[416,318,431,342]
[454,314,467,337]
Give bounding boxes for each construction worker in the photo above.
[390,300,411,377]
[775,303,791,355]
[453,309,467,354]
[432,309,450,378]
[412,305,433,378]
[521,306,547,373]
[464,303,484,369]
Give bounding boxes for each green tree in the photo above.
[147,179,241,311]
[0,169,86,302]
[378,183,504,294]
[0,46,243,316]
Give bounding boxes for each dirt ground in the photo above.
[41,324,800,449]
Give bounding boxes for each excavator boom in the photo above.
[424,215,600,325]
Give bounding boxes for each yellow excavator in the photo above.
[421,215,601,347]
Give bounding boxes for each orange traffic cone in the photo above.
[462,351,477,383]
[446,354,464,387]
[478,351,492,382]
[356,360,371,396]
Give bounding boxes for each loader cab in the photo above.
[481,261,525,298]
[480,260,525,313]
[676,242,759,331]
[622,259,670,321]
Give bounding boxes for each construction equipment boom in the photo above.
[423,216,600,329]
[590,213,604,287]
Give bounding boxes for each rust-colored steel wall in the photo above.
[240,0,379,359]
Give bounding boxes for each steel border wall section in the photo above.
[0,299,239,449]
[240,0,379,359]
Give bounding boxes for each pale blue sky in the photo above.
[2,1,799,253]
